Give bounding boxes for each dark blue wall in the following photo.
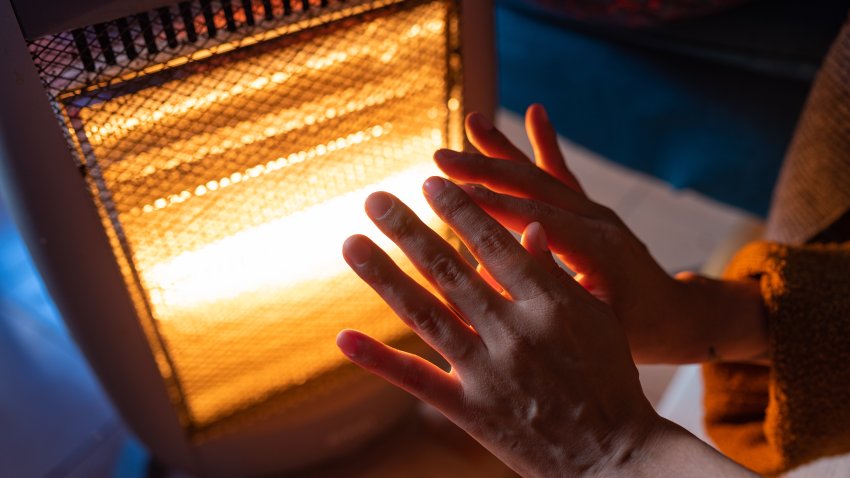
[497,5,824,216]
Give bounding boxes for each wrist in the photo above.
[579,406,669,478]
[674,273,768,362]
[610,416,758,478]
[599,414,675,478]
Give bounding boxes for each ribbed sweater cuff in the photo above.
[705,241,850,474]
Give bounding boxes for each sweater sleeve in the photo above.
[764,15,850,244]
[703,241,850,475]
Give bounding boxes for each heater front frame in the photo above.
[0,0,495,474]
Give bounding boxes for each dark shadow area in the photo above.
[497,0,850,216]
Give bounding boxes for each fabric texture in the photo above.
[702,11,850,475]
[703,242,850,475]
[765,15,850,244]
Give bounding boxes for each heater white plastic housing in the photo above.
[0,0,494,475]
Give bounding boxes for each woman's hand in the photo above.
[337,180,754,477]
[338,178,660,476]
[436,105,767,364]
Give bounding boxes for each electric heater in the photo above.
[0,0,494,475]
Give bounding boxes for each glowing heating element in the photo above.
[60,0,463,431]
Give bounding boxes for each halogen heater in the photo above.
[0,0,494,474]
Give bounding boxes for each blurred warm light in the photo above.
[84,18,446,148]
[145,161,442,314]
[69,0,461,428]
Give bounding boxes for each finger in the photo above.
[459,185,607,277]
[477,263,513,300]
[520,222,574,286]
[434,149,600,218]
[476,263,503,293]
[464,112,531,163]
[525,104,585,195]
[520,221,549,258]
[342,235,482,367]
[422,177,548,301]
[363,191,507,339]
[337,329,463,416]
[674,271,700,282]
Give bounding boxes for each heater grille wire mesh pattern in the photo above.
[27,0,463,435]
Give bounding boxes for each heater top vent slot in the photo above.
[28,0,395,96]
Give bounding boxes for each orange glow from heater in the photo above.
[71,0,462,429]
[145,150,442,315]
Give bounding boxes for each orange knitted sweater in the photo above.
[702,14,850,476]
[704,242,850,475]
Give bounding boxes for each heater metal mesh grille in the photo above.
[27,0,462,436]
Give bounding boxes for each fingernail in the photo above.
[365,192,393,219]
[343,236,372,266]
[532,103,549,122]
[434,148,461,162]
[336,331,360,359]
[423,176,448,197]
[470,112,494,131]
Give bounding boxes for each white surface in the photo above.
[656,365,710,443]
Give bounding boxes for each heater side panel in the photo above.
[0,0,194,470]
[460,0,496,129]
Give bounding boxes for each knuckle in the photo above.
[438,192,468,222]
[478,295,503,319]
[405,303,476,364]
[451,338,476,364]
[357,261,384,285]
[473,226,513,261]
[525,199,552,219]
[390,213,419,243]
[522,287,572,324]
[405,304,443,338]
[366,262,395,289]
[429,254,467,289]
